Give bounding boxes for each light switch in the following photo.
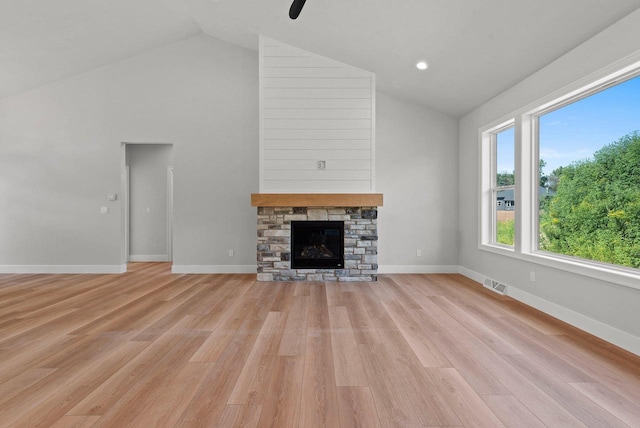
[317,160,326,170]
[146,207,151,213]
[100,207,109,214]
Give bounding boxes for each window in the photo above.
[480,60,640,288]
[536,74,640,269]
[483,123,515,247]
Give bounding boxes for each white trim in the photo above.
[378,265,460,274]
[121,144,129,265]
[167,166,174,262]
[0,265,126,274]
[129,255,169,262]
[508,286,640,357]
[171,265,256,274]
[479,242,640,291]
[370,73,376,192]
[457,266,486,284]
[258,35,265,193]
[458,267,640,357]
[124,164,130,263]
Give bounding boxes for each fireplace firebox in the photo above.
[291,221,344,269]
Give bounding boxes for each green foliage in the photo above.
[497,171,514,186]
[497,219,515,245]
[498,160,547,187]
[540,132,640,268]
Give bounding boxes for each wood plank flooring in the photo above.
[1,263,640,427]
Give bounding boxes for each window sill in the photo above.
[479,243,640,291]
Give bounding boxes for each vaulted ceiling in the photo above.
[3,0,640,117]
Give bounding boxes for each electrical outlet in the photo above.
[228,249,234,257]
[530,271,536,282]
[416,249,422,257]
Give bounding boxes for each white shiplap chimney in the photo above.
[259,36,376,193]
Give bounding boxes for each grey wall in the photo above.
[458,10,640,347]
[126,144,173,260]
[0,31,460,273]
[376,92,459,270]
[0,34,259,270]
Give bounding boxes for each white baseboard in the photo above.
[378,265,460,274]
[458,267,640,357]
[171,265,256,274]
[458,266,486,284]
[0,265,127,274]
[128,255,169,262]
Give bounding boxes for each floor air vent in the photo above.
[483,278,508,295]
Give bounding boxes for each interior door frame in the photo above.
[167,166,174,262]
[125,165,130,263]
[121,142,174,270]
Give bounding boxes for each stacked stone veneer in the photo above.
[257,207,378,281]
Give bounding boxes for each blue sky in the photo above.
[496,74,640,175]
[496,127,515,175]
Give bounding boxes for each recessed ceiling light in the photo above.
[416,61,428,70]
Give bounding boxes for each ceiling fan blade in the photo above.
[289,0,307,19]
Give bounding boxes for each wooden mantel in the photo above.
[251,193,383,207]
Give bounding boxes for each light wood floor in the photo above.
[1,263,640,427]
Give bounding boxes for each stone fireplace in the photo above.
[252,194,383,281]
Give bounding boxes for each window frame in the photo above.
[480,120,515,250]
[493,125,516,247]
[479,59,640,291]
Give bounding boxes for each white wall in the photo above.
[459,10,640,353]
[259,36,375,193]
[0,34,258,272]
[126,144,173,261]
[376,92,459,271]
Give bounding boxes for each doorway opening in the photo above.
[122,143,174,270]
